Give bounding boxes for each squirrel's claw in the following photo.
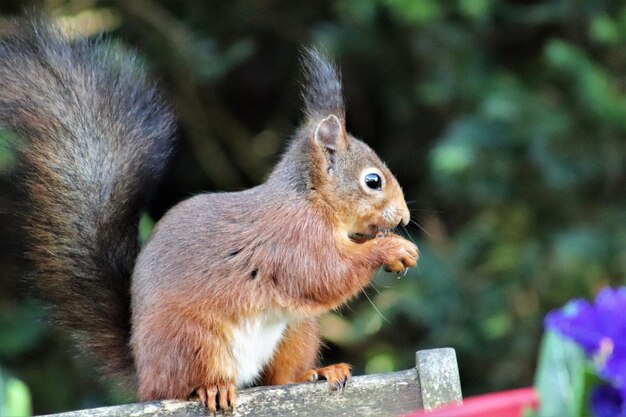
[206,386,218,413]
[300,369,319,382]
[302,363,351,391]
[197,388,207,406]
[193,382,237,413]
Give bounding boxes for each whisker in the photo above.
[407,208,440,214]
[361,288,390,323]
[397,225,422,276]
[409,219,431,238]
[340,303,354,314]
[399,224,419,247]
[396,224,409,239]
[414,255,422,275]
[406,202,440,215]
[369,272,384,294]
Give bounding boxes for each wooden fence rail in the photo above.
[43,348,462,417]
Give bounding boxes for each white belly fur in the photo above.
[231,311,290,386]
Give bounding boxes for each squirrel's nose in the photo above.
[399,201,410,226]
[394,210,409,228]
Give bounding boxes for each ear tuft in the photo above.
[301,48,345,121]
[314,115,346,152]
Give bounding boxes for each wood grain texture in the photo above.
[416,348,463,410]
[41,348,462,417]
[42,369,419,417]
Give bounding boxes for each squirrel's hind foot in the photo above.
[299,363,351,391]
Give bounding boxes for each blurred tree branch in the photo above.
[119,0,275,188]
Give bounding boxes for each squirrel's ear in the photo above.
[313,114,348,153]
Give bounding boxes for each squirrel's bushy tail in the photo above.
[0,21,175,384]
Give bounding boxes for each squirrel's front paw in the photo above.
[379,236,419,273]
[300,363,351,390]
[193,381,237,412]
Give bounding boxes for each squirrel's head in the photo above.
[293,48,410,242]
[307,114,410,242]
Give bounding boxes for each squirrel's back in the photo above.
[0,21,175,384]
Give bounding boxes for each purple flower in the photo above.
[591,385,625,417]
[545,287,626,390]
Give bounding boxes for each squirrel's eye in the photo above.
[364,173,382,191]
[359,167,385,193]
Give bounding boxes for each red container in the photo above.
[406,387,539,417]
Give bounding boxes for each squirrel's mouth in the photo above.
[349,232,376,243]
[349,227,393,244]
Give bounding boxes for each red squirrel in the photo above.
[0,21,418,412]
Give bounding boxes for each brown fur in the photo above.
[2,22,417,411]
[131,120,418,404]
[262,318,321,385]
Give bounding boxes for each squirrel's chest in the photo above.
[231,312,290,386]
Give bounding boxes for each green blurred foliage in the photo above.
[0,0,624,413]
[0,369,32,417]
[533,332,588,417]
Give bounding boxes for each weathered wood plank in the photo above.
[42,369,420,417]
[41,348,461,417]
[416,348,463,410]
